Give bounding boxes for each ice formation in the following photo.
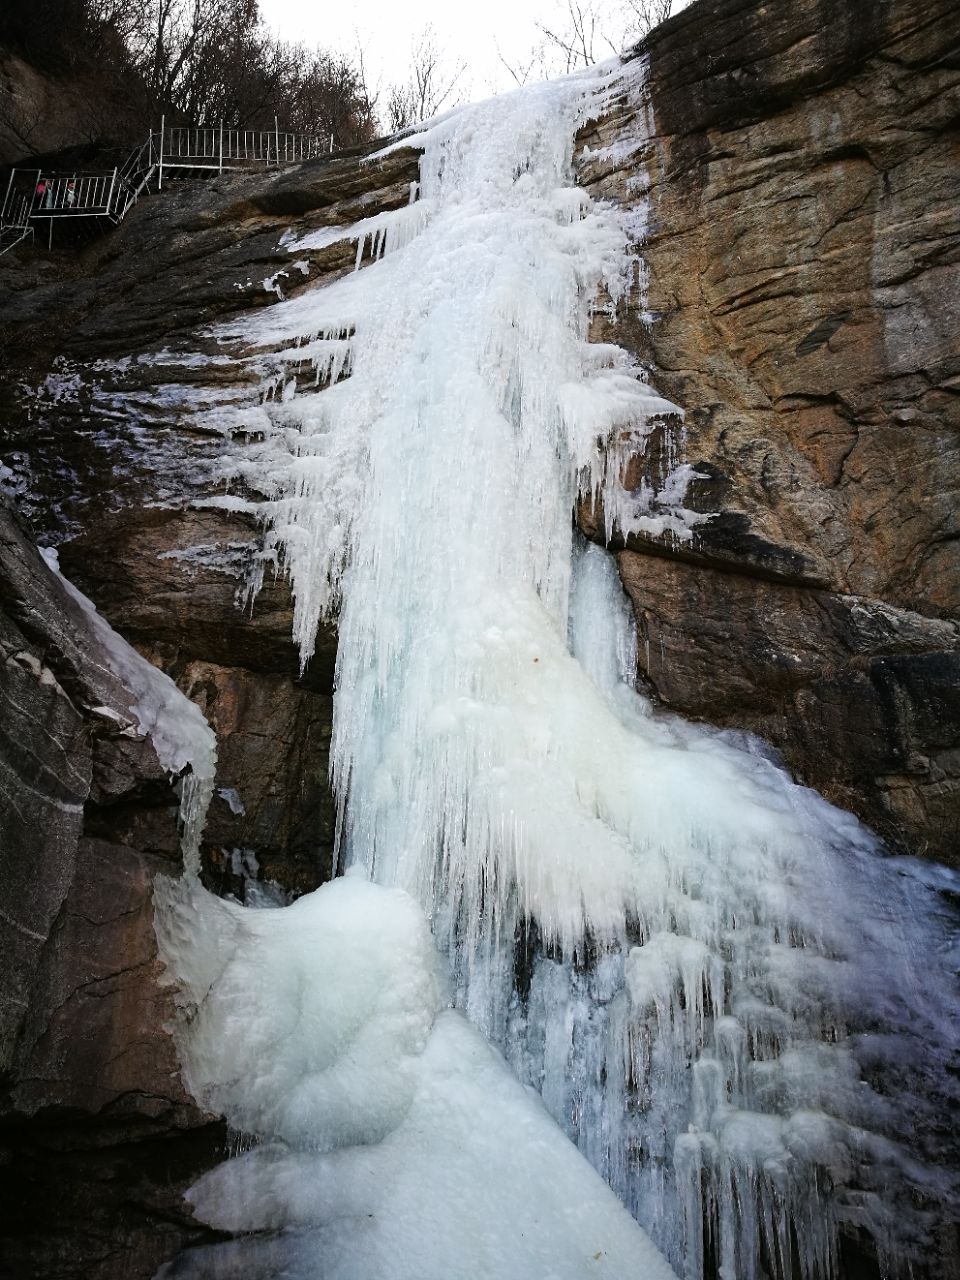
[35,547,217,874]
[156,54,959,1280]
[39,546,216,786]
[156,873,678,1280]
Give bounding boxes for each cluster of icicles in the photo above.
[155,55,959,1280]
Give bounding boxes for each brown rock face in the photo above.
[0,501,225,1280]
[0,143,420,1279]
[617,552,960,855]
[181,660,335,897]
[56,508,338,898]
[578,0,960,862]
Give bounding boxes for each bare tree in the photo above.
[535,0,674,74]
[0,0,377,151]
[622,0,673,37]
[353,37,380,136]
[536,0,613,73]
[387,27,465,133]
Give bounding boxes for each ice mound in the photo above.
[156,875,678,1280]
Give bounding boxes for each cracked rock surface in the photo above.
[578,0,960,862]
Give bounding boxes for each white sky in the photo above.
[257,0,654,110]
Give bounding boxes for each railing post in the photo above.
[106,167,117,217]
[274,115,280,166]
[219,119,224,173]
[1,169,14,221]
[159,115,165,190]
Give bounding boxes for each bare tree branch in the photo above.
[387,26,465,132]
[535,0,675,72]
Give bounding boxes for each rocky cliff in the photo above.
[1,0,958,1275]
[0,51,138,166]
[0,141,420,1278]
[0,501,225,1278]
[580,0,960,864]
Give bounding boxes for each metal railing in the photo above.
[31,172,120,215]
[156,118,331,184]
[115,132,159,216]
[1,186,31,229]
[1,130,158,245]
[0,186,34,255]
[0,117,333,255]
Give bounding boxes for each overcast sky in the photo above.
[256,0,663,109]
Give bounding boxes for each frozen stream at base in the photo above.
[156,57,959,1280]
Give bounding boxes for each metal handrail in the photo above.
[0,117,332,254]
[29,172,118,215]
[0,185,34,255]
[1,149,157,224]
[1,188,31,230]
[160,123,329,171]
[115,132,158,216]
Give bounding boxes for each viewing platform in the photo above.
[0,120,332,254]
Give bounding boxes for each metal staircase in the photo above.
[113,131,159,218]
[0,118,329,256]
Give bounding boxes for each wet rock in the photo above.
[56,507,337,689]
[181,659,336,898]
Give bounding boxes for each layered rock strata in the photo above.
[578,0,960,863]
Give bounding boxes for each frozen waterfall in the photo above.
[156,56,959,1280]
